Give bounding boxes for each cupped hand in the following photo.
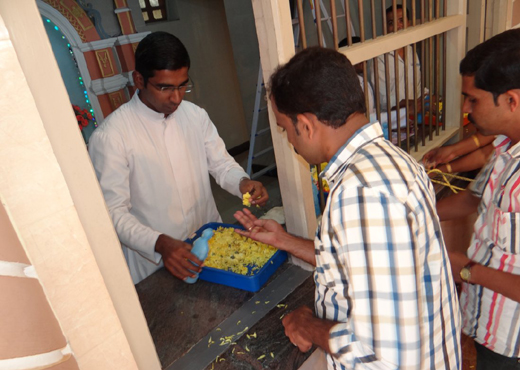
[155,234,203,281]
[240,179,269,206]
[234,208,285,248]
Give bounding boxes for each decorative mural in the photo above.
[39,0,149,143]
[42,0,99,42]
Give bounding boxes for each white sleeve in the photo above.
[88,129,161,264]
[199,110,249,198]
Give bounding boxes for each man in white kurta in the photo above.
[372,46,422,111]
[370,6,423,112]
[88,32,267,284]
[90,93,250,283]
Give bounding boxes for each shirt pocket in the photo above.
[490,205,520,255]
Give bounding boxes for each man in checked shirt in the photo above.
[437,29,520,369]
[235,46,461,369]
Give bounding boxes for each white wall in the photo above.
[143,0,249,149]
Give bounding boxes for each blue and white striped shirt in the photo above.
[315,122,461,369]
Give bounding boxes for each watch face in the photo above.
[460,268,471,282]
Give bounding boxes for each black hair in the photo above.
[386,4,410,21]
[269,47,365,129]
[135,32,190,84]
[460,29,520,105]
[338,36,361,48]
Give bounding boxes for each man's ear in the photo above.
[506,90,520,112]
[133,70,145,90]
[296,113,318,139]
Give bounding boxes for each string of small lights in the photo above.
[45,18,97,129]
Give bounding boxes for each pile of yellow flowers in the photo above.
[205,227,277,275]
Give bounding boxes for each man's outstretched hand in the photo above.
[234,208,286,249]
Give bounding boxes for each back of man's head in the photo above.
[135,32,190,84]
[269,47,365,129]
[460,29,520,102]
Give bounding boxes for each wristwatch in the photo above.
[460,261,477,283]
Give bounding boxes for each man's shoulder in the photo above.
[100,99,140,130]
[338,141,428,200]
[89,102,137,146]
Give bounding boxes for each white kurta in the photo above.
[88,93,248,284]
[371,46,422,111]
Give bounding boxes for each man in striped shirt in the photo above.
[437,29,520,369]
[235,47,461,369]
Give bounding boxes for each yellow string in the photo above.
[427,168,475,194]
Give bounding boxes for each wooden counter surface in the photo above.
[136,262,316,370]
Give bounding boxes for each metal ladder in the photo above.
[245,64,276,180]
[246,0,354,180]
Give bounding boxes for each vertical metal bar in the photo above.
[392,0,401,146]
[356,1,369,120]
[420,0,426,145]
[394,51,401,146]
[426,0,433,140]
[370,1,381,126]
[402,0,410,152]
[382,0,393,134]
[297,0,307,49]
[315,0,323,47]
[411,0,419,151]
[435,0,441,135]
[358,0,365,42]
[362,62,370,120]
[330,0,339,49]
[442,1,447,131]
[428,35,434,140]
[412,43,419,151]
[370,0,377,39]
[344,0,352,45]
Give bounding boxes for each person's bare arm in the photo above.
[423,133,495,169]
[436,189,480,221]
[449,252,520,303]
[435,143,494,174]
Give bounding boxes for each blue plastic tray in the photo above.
[185,222,287,292]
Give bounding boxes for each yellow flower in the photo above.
[242,192,252,207]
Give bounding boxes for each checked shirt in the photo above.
[315,122,461,369]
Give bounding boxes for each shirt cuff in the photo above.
[138,229,162,264]
[328,323,355,356]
